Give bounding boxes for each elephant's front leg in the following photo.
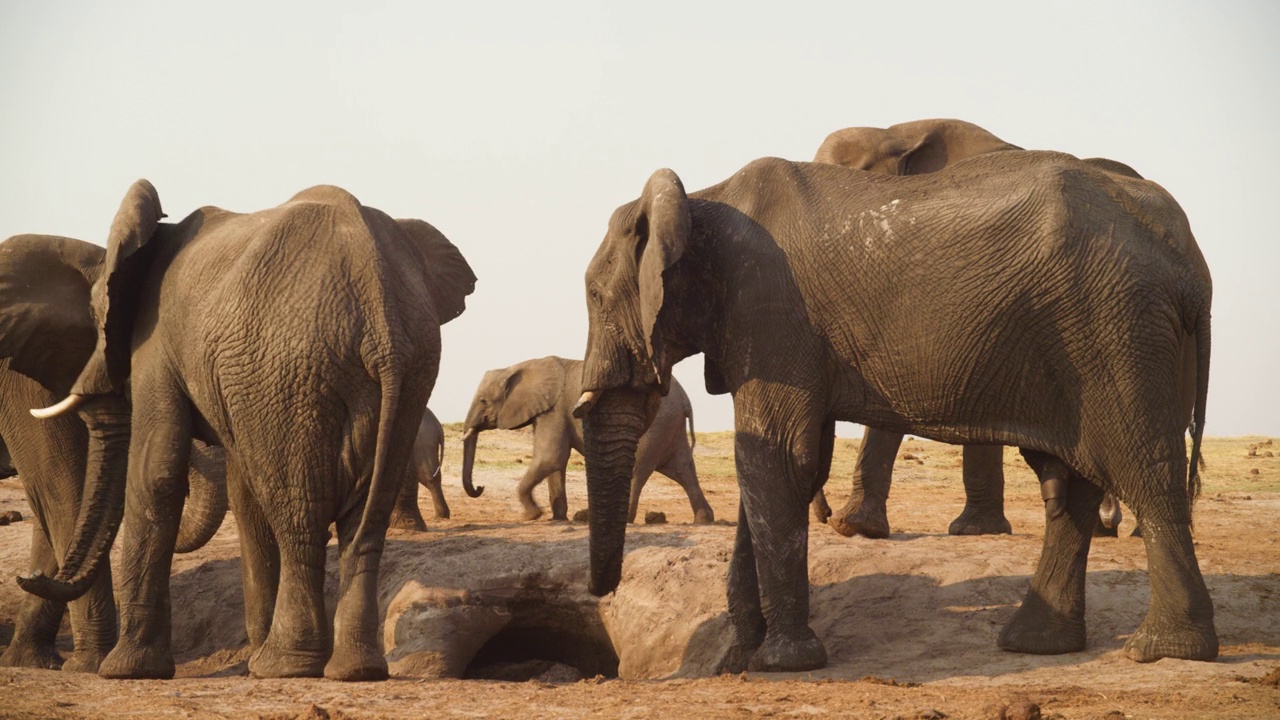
[948,445,1012,536]
[732,419,827,672]
[828,428,899,539]
[714,502,766,674]
[98,398,192,680]
[997,457,1100,655]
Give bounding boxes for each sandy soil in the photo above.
[0,430,1276,719]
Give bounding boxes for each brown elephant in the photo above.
[576,151,1214,672]
[810,118,1134,539]
[461,356,712,524]
[387,407,449,531]
[21,182,475,681]
[0,234,227,673]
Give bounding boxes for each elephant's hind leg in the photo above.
[947,444,1012,535]
[998,454,1099,655]
[656,452,714,524]
[226,460,279,652]
[828,428,898,539]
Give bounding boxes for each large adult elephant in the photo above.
[810,118,1130,539]
[575,151,1214,672]
[21,182,476,681]
[387,407,449,531]
[460,356,712,523]
[0,234,227,673]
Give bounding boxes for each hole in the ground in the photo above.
[463,598,618,681]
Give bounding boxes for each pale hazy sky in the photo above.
[2,1,1277,436]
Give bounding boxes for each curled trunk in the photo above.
[583,389,647,597]
[461,429,484,497]
[19,397,130,603]
[174,442,228,553]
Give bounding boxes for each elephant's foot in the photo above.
[810,493,832,524]
[324,647,388,682]
[829,499,890,539]
[0,641,63,670]
[948,505,1012,536]
[1123,614,1218,663]
[387,514,428,533]
[247,641,326,679]
[748,625,828,673]
[98,643,176,679]
[713,619,765,674]
[62,647,111,674]
[996,594,1085,655]
[1093,522,1119,538]
[520,505,544,522]
[693,508,715,525]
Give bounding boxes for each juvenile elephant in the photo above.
[576,152,1214,672]
[388,407,449,531]
[810,118,1129,539]
[461,356,712,524]
[21,182,476,681]
[0,234,228,673]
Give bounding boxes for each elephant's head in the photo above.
[20,180,167,602]
[460,357,566,498]
[814,118,1019,176]
[576,168,691,596]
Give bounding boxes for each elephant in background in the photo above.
[21,182,476,681]
[461,356,712,524]
[0,234,227,673]
[809,118,1126,539]
[576,152,1213,672]
[388,407,449,531]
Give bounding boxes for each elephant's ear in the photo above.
[70,179,165,397]
[396,219,477,325]
[635,169,690,379]
[0,235,105,395]
[496,357,564,429]
[898,131,951,175]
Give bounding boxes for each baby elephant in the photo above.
[388,407,448,531]
[461,356,713,523]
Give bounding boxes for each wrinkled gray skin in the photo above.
[461,356,712,523]
[0,235,227,673]
[578,151,1214,673]
[21,183,475,682]
[809,118,1130,539]
[387,407,449,530]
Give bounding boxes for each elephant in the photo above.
[809,118,1132,539]
[19,181,476,681]
[460,356,713,523]
[575,150,1214,673]
[0,234,228,673]
[0,438,15,478]
[387,407,449,531]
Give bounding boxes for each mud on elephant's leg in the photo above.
[715,503,766,674]
[948,444,1012,535]
[828,428,899,539]
[0,527,67,670]
[998,457,1100,655]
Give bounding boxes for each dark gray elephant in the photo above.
[21,182,476,681]
[461,356,712,524]
[575,151,1214,672]
[0,234,227,673]
[809,118,1130,539]
[387,407,449,531]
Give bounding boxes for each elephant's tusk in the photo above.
[462,428,476,442]
[30,394,86,420]
[572,391,599,418]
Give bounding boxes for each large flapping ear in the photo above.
[70,179,165,396]
[898,130,950,175]
[496,357,565,429]
[635,168,690,377]
[396,219,477,325]
[0,235,104,395]
[813,127,899,171]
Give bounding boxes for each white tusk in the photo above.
[462,428,476,442]
[573,391,599,418]
[30,394,86,419]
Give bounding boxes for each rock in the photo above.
[1250,469,1260,475]
[0,510,22,526]
[644,511,667,525]
[572,509,590,522]
[1006,701,1041,720]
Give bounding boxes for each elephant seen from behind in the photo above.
[576,151,1213,673]
[21,182,476,682]
[461,355,713,524]
[0,234,227,673]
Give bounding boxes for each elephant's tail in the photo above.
[352,367,403,551]
[434,428,444,481]
[1187,301,1211,509]
[686,407,696,451]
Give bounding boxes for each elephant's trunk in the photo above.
[583,388,647,597]
[18,396,130,603]
[174,443,228,553]
[461,428,484,498]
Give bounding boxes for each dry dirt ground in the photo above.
[0,428,1276,719]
